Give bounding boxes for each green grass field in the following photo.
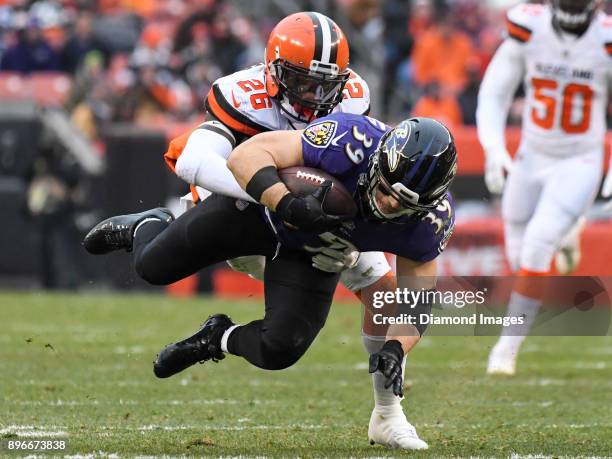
[1,291,612,458]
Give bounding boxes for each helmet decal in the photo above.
[394,123,410,139]
[387,144,401,173]
[385,121,411,172]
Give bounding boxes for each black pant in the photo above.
[133,194,340,370]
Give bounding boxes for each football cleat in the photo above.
[83,208,174,255]
[153,314,234,379]
[368,407,429,450]
[486,345,517,376]
[555,216,586,275]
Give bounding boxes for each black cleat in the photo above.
[83,208,174,255]
[153,314,234,379]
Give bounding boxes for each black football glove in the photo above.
[369,340,405,397]
[275,180,343,232]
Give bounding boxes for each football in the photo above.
[278,166,358,219]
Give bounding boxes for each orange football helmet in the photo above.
[264,12,350,123]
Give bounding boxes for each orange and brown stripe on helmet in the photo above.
[304,11,350,77]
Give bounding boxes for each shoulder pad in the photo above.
[205,65,272,136]
[505,3,546,43]
[335,69,371,116]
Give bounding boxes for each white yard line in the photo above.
[135,423,335,432]
[12,398,275,406]
[574,361,607,369]
[113,345,145,354]
[64,453,120,459]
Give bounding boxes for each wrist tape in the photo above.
[246,166,282,202]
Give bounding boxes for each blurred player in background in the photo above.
[89,13,425,449]
[477,0,612,375]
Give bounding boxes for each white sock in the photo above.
[220,324,241,353]
[363,334,406,415]
[133,217,161,238]
[494,291,541,354]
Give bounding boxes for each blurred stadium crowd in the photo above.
[0,0,538,134]
[7,0,612,131]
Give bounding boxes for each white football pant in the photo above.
[502,148,602,273]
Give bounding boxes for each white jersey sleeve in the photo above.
[477,3,541,155]
[476,38,525,154]
[175,120,256,203]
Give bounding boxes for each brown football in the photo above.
[278,166,358,219]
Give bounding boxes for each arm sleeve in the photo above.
[175,122,256,203]
[476,39,525,153]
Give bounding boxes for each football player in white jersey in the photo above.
[159,13,425,449]
[477,0,612,375]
